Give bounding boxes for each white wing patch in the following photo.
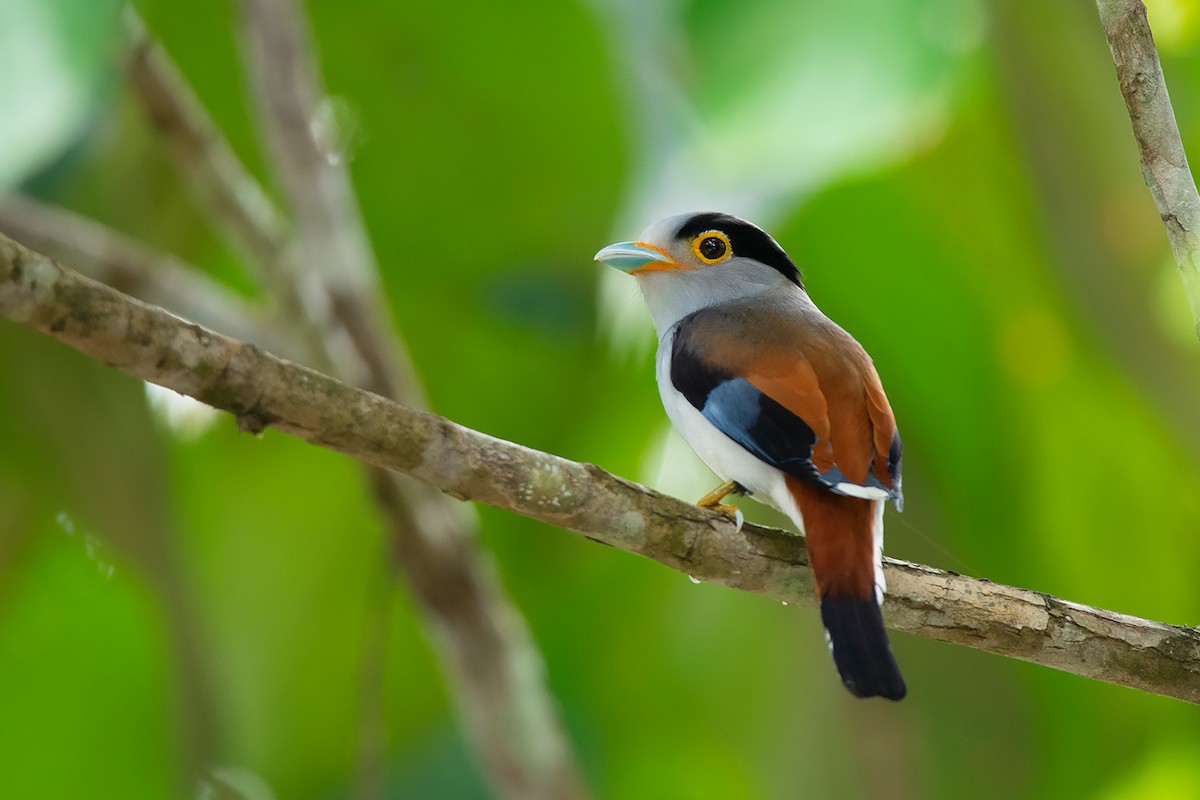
[872,499,886,605]
[834,481,892,501]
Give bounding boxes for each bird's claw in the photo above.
[703,502,744,531]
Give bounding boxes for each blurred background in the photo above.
[2,0,1200,797]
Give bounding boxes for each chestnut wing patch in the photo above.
[670,313,902,506]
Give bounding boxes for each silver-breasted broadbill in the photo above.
[597,212,906,700]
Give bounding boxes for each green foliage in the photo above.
[0,0,122,188]
[3,1,1200,797]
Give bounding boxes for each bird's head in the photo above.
[596,212,804,331]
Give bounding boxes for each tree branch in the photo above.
[1096,0,1200,338]
[4,231,1199,704]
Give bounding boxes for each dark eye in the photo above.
[690,230,733,263]
[698,236,727,260]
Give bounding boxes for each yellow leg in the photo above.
[697,479,741,519]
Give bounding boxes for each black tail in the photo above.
[820,594,907,700]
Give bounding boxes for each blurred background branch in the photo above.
[1097,0,1200,338]
[0,194,283,353]
[2,234,1198,705]
[123,3,589,798]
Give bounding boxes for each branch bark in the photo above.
[1096,0,1200,338]
[4,231,1199,705]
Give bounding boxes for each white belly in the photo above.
[655,333,797,525]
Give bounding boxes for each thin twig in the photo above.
[236,0,413,397]
[1096,0,1200,338]
[125,11,287,273]
[3,235,1199,705]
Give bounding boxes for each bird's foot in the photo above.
[697,480,745,530]
[696,479,740,508]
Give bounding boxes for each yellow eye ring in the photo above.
[691,230,732,264]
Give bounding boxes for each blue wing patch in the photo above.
[701,378,823,481]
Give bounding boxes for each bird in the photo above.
[595,212,906,700]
